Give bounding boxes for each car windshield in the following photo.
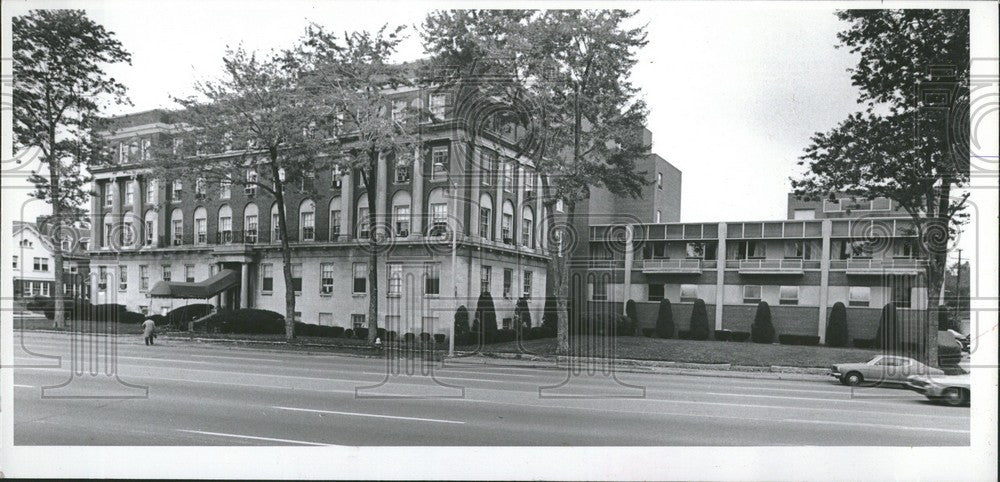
[867,356,881,364]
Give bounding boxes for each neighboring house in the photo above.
[12,219,91,300]
[87,107,680,331]
[585,193,928,345]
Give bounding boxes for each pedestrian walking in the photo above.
[142,316,157,346]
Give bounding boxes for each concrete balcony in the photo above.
[638,258,703,274]
[840,258,924,276]
[737,258,804,275]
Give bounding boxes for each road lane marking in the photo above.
[14,384,34,388]
[272,406,465,424]
[702,391,918,404]
[782,418,969,434]
[176,429,333,446]
[189,354,285,362]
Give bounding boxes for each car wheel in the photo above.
[843,372,863,386]
[941,388,966,407]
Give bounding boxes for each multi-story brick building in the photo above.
[88,103,681,336]
[585,194,928,344]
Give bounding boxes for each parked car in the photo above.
[906,370,970,406]
[830,355,944,386]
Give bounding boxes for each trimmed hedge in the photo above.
[655,299,675,339]
[403,332,416,345]
[715,329,732,342]
[166,304,214,329]
[542,296,557,331]
[354,328,369,340]
[778,334,820,346]
[497,329,515,343]
[688,299,710,341]
[751,301,775,344]
[197,308,284,334]
[527,326,554,340]
[420,332,432,343]
[641,328,655,338]
[825,302,849,347]
[434,333,446,344]
[853,338,875,349]
[293,322,344,338]
[875,303,898,350]
[730,331,751,342]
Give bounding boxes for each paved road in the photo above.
[11,331,969,446]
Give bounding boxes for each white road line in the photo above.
[272,406,466,424]
[782,418,969,434]
[14,384,34,388]
[176,429,333,446]
[189,354,284,362]
[702,391,915,404]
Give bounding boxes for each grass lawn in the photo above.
[460,336,881,368]
[15,316,149,335]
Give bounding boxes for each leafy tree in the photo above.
[826,302,849,347]
[751,301,775,344]
[297,24,419,344]
[150,44,336,340]
[422,10,651,355]
[689,298,710,341]
[792,10,969,366]
[655,298,675,339]
[454,305,470,339]
[625,299,643,336]
[475,291,498,344]
[514,297,532,336]
[13,10,131,328]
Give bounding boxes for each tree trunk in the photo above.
[553,201,576,355]
[363,161,379,345]
[50,167,65,329]
[270,159,295,341]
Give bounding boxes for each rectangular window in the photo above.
[522,270,532,299]
[13,255,18,269]
[291,263,302,294]
[301,212,315,241]
[172,180,183,201]
[743,285,762,304]
[219,216,232,243]
[592,276,607,301]
[502,162,513,191]
[501,213,513,244]
[480,265,492,294]
[126,183,135,204]
[430,203,448,235]
[318,312,333,326]
[522,217,534,247]
[479,207,492,239]
[733,240,767,259]
[648,284,664,301]
[118,265,128,291]
[185,265,195,283]
[41,283,50,297]
[321,263,335,294]
[429,93,449,118]
[245,171,258,196]
[431,146,449,181]
[144,220,154,245]
[261,264,274,292]
[502,268,513,299]
[140,265,149,291]
[680,284,698,303]
[848,286,871,307]
[197,178,207,197]
[388,263,402,296]
[482,150,496,185]
[195,218,207,244]
[172,220,183,245]
[146,180,157,204]
[394,206,410,237]
[331,167,342,189]
[392,100,409,123]
[779,286,799,305]
[105,185,113,207]
[161,265,172,282]
[657,172,663,189]
[358,207,370,239]
[784,241,812,259]
[97,267,107,290]
[272,213,281,242]
[353,263,367,294]
[33,257,49,271]
[220,177,232,199]
[329,210,341,239]
[352,314,366,331]
[141,138,151,161]
[245,215,258,243]
[424,263,440,296]
[394,161,411,183]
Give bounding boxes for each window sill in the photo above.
[387,293,401,298]
[424,294,440,299]
[261,292,273,296]
[352,293,367,297]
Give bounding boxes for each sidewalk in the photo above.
[17,328,830,382]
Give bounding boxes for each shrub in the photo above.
[875,302,898,350]
[530,326,554,339]
[166,304,214,329]
[197,308,284,334]
[344,329,354,339]
[386,330,398,342]
[293,322,342,338]
[454,305,470,340]
[542,296,557,331]
[688,299,710,340]
[354,328,369,340]
[625,299,640,334]
[403,332,416,345]
[475,292,498,343]
[677,330,691,340]
[730,331,751,342]
[939,341,962,366]
[936,305,951,331]
[148,314,169,326]
[751,301,775,344]
[120,311,146,324]
[91,304,129,322]
[853,338,875,349]
[434,333,446,344]
[655,299,675,339]
[613,315,633,337]
[825,302,849,347]
[514,298,532,335]
[419,332,432,344]
[778,334,820,346]
[377,328,386,340]
[496,329,515,343]
[715,329,732,342]
[642,328,655,337]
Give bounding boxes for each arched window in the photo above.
[391,191,411,237]
[501,200,515,244]
[143,209,157,246]
[299,199,316,241]
[478,193,494,240]
[102,212,114,248]
[170,208,184,246]
[218,204,233,243]
[244,203,259,243]
[122,209,135,245]
[427,188,448,236]
[270,202,281,243]
[522,206,535,248]
[329,196,342,240]
[194,206,208,244]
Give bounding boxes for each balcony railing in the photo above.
[638,258,703,274]
[737,258,804,274]
[835,258,925,275]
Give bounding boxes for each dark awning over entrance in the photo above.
[148,269,238,299]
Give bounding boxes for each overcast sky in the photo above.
[5,1,873,225]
